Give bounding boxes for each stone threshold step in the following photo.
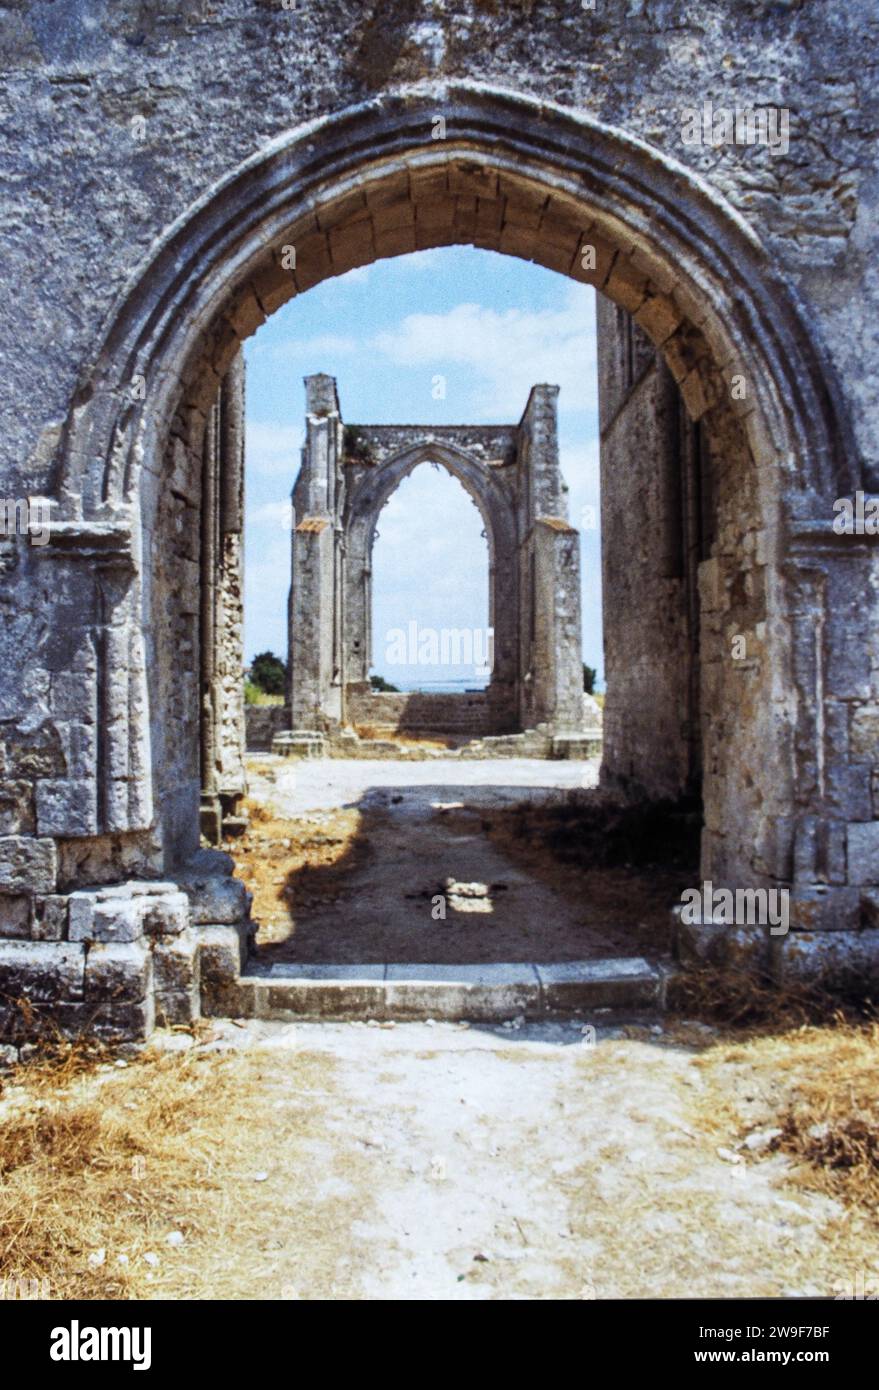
[226,958,672,1021]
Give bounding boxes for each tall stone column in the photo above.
[289,374,345,731]
[200,352,247,843]
[516,384,584,733]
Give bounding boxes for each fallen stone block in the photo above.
[778,929,879,991]
[176,872,251,925]
[671,907,771,971]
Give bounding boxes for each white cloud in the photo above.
[246,422,302,476]
[250,499,294,530]
[558,438,601,497]
[371,283,597,419]
[266,332,358,364]
[336,265,372,287]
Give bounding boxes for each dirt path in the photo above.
[11,1016,870,1302]
[237,757,679,966]
[6,1016,877,1300]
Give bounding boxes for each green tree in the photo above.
[370,673,400,693]
[250,650,287,696]
[583,663,597,695]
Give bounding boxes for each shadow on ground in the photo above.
[229,781,698,968]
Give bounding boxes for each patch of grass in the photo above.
[668,963,871,1032]
[754,1023,879,1212]
[691,1010,879,1217]
[244,680,284,707]
[0,1040,372,1300]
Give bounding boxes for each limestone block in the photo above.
[89,995,155,1043]
[634,293,683,346]
[141,891,191,937]
[175,872,250,925]
[604,255,648,310]
[35,777,98,836]
[198,925,249,1016]
[152,930,198,995]
[780,930,879,990]
[0,894,31,937]
[0,780,34,835]
[847,822,879,885]
[155,986,199,1028]
[789,885,861,932]
[184,848,235,878]
[0,940,85,1003]
[69,889,145,943]
[671,907,771,971]
[850,704,879,759]
[85,940,152,1004]
[0,837,57,895]
[32,895,67,941]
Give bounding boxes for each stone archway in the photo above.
[47,86,853,876]
[287,372,583,743]
[6,81,875,1044]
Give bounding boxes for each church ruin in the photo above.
[286,373,585,749]
[0,3,877,1048]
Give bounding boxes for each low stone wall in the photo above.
[346,688,494,737]
[245,705,290,751]
[0,851,255,1058]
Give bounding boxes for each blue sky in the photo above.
[243,246,603,689]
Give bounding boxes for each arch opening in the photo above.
[44,83,854,928]
[369,461,492,698]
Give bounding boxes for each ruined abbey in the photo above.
[1,2,877,1049]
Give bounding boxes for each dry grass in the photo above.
[669,961,872,1031]
[2,1012,878,1301]
[666,967,879,1214]
[0,1035,377,1300]
[350,724,454,750]
[693,1017,879,1216]
[229,801,364,941]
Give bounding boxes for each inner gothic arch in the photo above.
[287,372,583,743]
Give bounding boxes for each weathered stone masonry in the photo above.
[287,373,584,741]
[1,2,878,1045]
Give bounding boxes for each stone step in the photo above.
[218,958,671,1022]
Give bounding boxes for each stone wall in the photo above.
[245,705,291,752]
[345,687,493,736]
[597,297,700,803]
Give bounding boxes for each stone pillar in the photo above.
[596,295,698,800]
[515,384,584,733]
[289,374,345,731]
[200,352,247,843]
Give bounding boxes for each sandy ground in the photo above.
[246,755,599,814]
[235,757,681,966]
[119,1017,875,1300]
